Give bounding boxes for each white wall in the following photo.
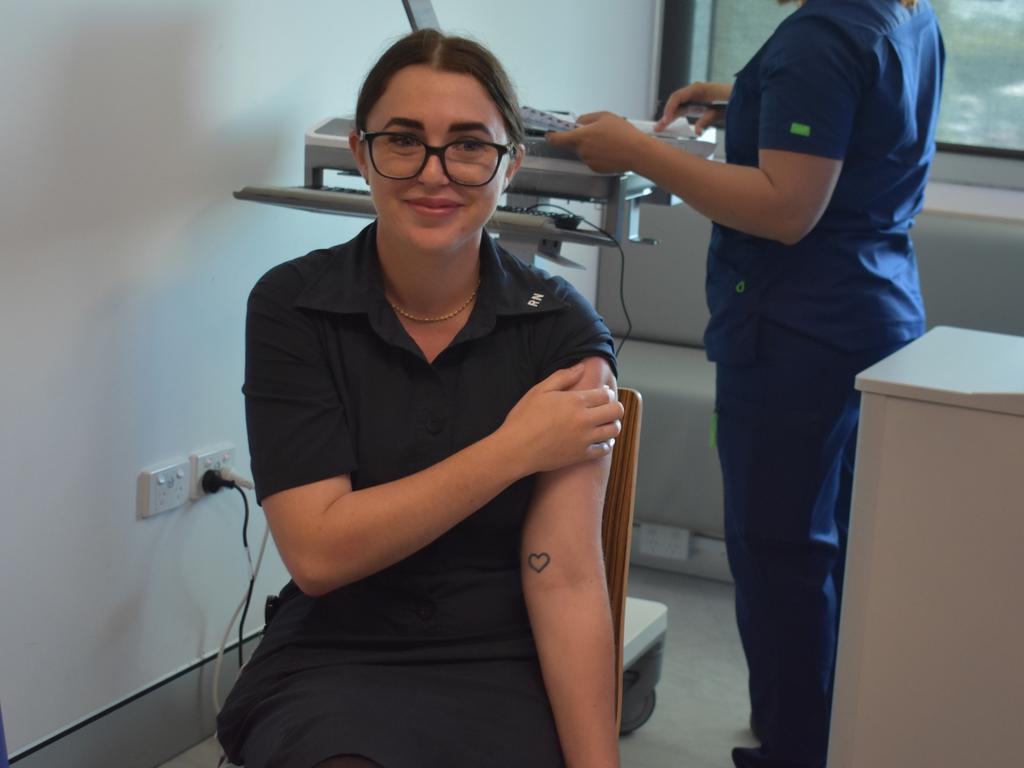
[0,0,658,753]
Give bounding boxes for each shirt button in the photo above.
[735,280,746,294]
[425,415,445,434]
[415,602,436,621]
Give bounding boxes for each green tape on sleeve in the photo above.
[709,410,718,450]
[790,122,811,137]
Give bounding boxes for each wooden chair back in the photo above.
[601,387,643,732]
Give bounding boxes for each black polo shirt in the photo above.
[242,221,614,645]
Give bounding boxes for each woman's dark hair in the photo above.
[355,29,525,146]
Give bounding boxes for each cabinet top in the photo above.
[856,326,1024,416]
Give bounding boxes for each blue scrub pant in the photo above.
[1,704,8,768]
[716,322,907,768]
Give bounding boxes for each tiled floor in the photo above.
[617,567,756,768]
[159,566,754,768]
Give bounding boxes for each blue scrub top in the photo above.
[704,0,944,364]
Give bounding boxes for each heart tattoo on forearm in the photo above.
[528,552,551,573]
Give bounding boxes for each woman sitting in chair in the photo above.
[215,29,623,768]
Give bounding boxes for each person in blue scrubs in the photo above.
[548,2,944,766]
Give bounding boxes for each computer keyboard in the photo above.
[316,186,583,231]
[521,106,579,132]
[494,205,583,231]
[232,186,613,252]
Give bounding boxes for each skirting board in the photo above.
[10,633,262,768]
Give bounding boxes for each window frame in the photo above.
[931,144,1024,192]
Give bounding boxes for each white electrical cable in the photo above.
[219,467,255,490]
[212,523,271,715]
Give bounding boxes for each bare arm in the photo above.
[263,363,623,596]
[630,136,841,245]
[547,81,842,245]
[522,357,620,768]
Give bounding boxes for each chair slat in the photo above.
[601,387,643,732]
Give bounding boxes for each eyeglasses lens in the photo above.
[372,135,500,186]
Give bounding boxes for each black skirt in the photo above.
[216,571,565,768]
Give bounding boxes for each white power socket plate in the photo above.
[137,459,191,519]
[636,521,692,561]
[189,442,236,500]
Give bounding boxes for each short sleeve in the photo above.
[758,17,868,159]
[534,278,617,380]
[243,263,357,504]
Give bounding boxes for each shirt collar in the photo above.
[477,229,567,318]
[292,223,382,315]
[292,221,567,320]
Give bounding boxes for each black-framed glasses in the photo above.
[360,130,516,187]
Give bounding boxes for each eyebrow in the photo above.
[381,117,495,137]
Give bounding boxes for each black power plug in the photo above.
[201,468,237,495]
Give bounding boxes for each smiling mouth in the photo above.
[406,198,462,214]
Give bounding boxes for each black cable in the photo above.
[235,484,255,669]
[202,469,257,671]
[524,203,633,356]
[238,484,250,548]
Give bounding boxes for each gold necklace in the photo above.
[389,278,481,323]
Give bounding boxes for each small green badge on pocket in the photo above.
[790,122,811,137]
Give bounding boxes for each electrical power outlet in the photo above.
[189,442,236,500]
[137,459,190,519]
[636,522,692,561]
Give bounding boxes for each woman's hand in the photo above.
[499,362,623,475]
[546,112,653,174]
[655,81,733,135]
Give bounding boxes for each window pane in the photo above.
[708,1,791,82]
[706,0,1024,154]
[932,0,1024,152]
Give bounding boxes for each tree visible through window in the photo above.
[706,0,1024,154]
[933,0,1023,152]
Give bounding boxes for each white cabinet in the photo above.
[828,326,1024,768]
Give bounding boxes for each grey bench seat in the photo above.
[616,340,721,538]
